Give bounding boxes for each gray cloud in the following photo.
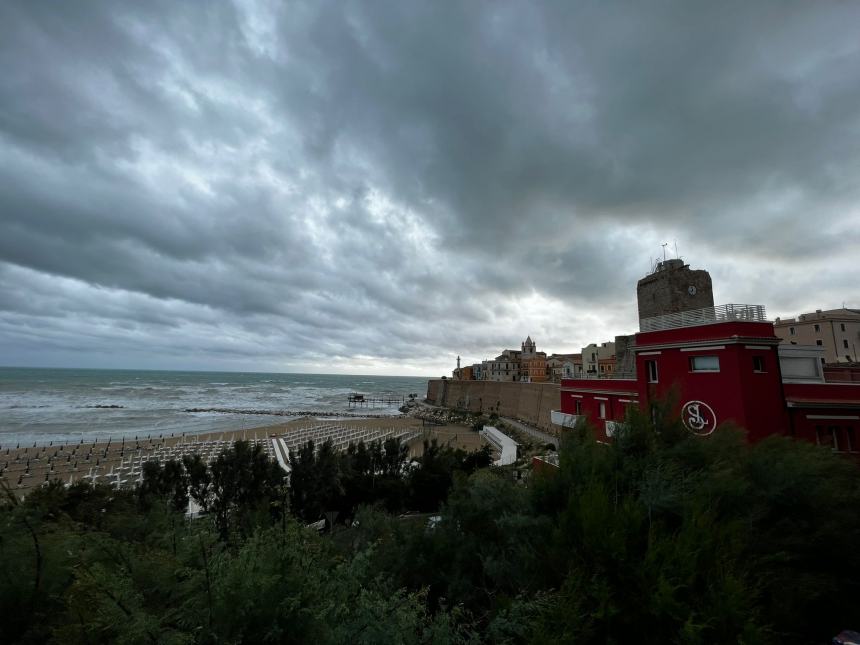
[1,0,858,374]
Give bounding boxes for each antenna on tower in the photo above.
[661,242,668,261]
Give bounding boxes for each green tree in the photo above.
[208,441,287,541]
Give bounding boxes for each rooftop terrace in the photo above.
[639,303,768,333]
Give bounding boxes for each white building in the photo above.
[483,349,521,381]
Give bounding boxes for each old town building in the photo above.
[774,308,860,364]
[519,336,548,383]
[581,341,615,378]
[484,349,521,382]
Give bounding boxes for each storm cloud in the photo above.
[1,1,858,375]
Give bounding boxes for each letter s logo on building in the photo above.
[681,400,717,436]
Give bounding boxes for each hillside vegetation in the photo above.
[2,407,858,644]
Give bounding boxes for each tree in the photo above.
[208,441,287,541]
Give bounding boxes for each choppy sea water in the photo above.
[0,367,429,445]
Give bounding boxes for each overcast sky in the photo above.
[1,1,859,376]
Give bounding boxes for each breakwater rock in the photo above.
[184,407,402,420]
[412,407,473,426]
[84,404,125,409]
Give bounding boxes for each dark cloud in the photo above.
[1,0,858,374]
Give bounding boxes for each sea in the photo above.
[0,367,430,446]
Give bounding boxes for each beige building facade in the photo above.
[774,308,860,364]
[581,341,616,378]
[483,349,521,382]
[547,353,581,382]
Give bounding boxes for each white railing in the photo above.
[534,454,559,467]
[605,420,625,438]
[640,304,767,332]
[563,373,637,381]
[481,426,518,466]
[551,410,580,428]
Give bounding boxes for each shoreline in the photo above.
[182,407,409,419]
[0,408,411,448]
[1,414,487,497]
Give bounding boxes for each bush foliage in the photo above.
[1,411,858,644]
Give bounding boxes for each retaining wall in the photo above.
[425,379,560,432]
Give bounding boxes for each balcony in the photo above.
[639,303,768,333]
[605,420,625,438]
[551,410,580,428]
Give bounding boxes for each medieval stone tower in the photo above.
[636,258,714,322]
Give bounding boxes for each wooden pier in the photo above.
[347,393,406,408]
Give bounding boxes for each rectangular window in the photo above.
[814,323,821,333]
[841,323,846,332]
[782,356,821,378]
[752,356,765,372]
[689,355,720,372]
[789,326,796,336]
[816,340,823,346]
[830,426,840,452]
[646,360,658,383]
[844,339,850,349]
[816,426,834,448]
[599,402,606,419]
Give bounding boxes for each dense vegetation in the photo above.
[2,408,859,644]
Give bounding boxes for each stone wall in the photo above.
[425,379,560,432]
[637,261,714,321]
[614,333,637,379]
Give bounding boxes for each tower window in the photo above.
[646,360,658,383]
[814,323,821,333]
[841,323,847,332]
[816,340,823,346]
[789,327,796,336]
[599,402,606,419]
[689,355,720,372]
[844,339,850,349]
[752,356,765,373]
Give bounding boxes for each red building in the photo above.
[556,303,860,453]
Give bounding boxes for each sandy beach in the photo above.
[0,415,488,498]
